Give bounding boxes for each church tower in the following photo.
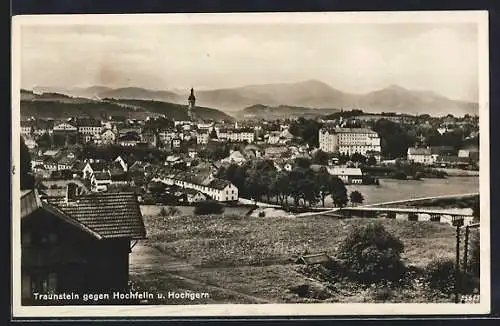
[187,88,196,120]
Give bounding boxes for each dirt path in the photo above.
[129,243,270,303]
[130,243,195,273]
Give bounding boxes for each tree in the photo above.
[367,156,377,166]
[36,132,52,148]
[349,191,364,206]
[288,118,322,147]
[312,150,329,165]
[350,153,367,164]
[373,118,416,159]
[316,168,332,207]
[20,137,35,190]
[294,157,311,169]
[330,176,348,207]
[273,171,291,205]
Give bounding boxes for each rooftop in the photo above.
[46,192,146,239]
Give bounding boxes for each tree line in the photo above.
[216,158,364,209]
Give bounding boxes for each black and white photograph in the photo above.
[11,11,490,317]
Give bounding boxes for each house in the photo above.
[53,122,78,134]
[435,156,471,169]
[327,167,363,184]
[57,153,77,171]
[196,129,210,144]
[153,171,238,203]
[171,138,182,148]
[266,131,282,145]
[44,158,59,172]
[21,188,146,305]
[22,135,37,150]
[458,148,480,162]
[91,171,112,192]
[42,149,60,158]
[110,172,130,186]
[205,179,238,202]
[216,127,255,143]
[114,156,128,172]
[188,149,198,159]
[183,188,209,204]
[32,119,55,136]
[407,147,434,165]
[221,150,247,165]
[21,120,34,135]
[118,132,141,147]
[165,155,183,167]
[82,161,108,179]
[100,129,116,145]
[141,128,158,147]
[76,118,102,143]
[264,146,289,159]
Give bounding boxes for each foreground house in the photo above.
[21,187,146,305]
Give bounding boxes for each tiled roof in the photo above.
[93,171,111,181]
[207,178,232,190]
[21,190,102,239]
[408,147,431,155]
[89,162,108,171]
[46,192,146,239]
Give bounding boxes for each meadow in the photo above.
[129,211,461,303]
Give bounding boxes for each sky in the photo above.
[20,21,479,102]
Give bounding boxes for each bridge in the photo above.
[340,206,473,217]
[362,192,479,208]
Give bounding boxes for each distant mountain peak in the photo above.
[386,84,408,91]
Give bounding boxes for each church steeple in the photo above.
[187,88,196,120]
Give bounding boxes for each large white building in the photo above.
[216,128,255,143]
[319,127,381,156]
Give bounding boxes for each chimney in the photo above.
[66,182,79,203]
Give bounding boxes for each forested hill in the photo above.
[19,90,234,121]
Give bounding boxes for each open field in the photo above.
[139,205,254,218]
[130,211,462,304]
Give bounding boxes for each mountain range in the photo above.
[31,80,479,117]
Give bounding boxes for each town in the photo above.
[20,88,479,208]
[19,88,481,305]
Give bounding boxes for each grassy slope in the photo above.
[130,213,458,303]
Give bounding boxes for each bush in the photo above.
[194,200,224,215]
[370,287,394,302]
[289,283,332,300]
[423,257,456,294]
[390,170,407,180]
[336,223,406,283]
